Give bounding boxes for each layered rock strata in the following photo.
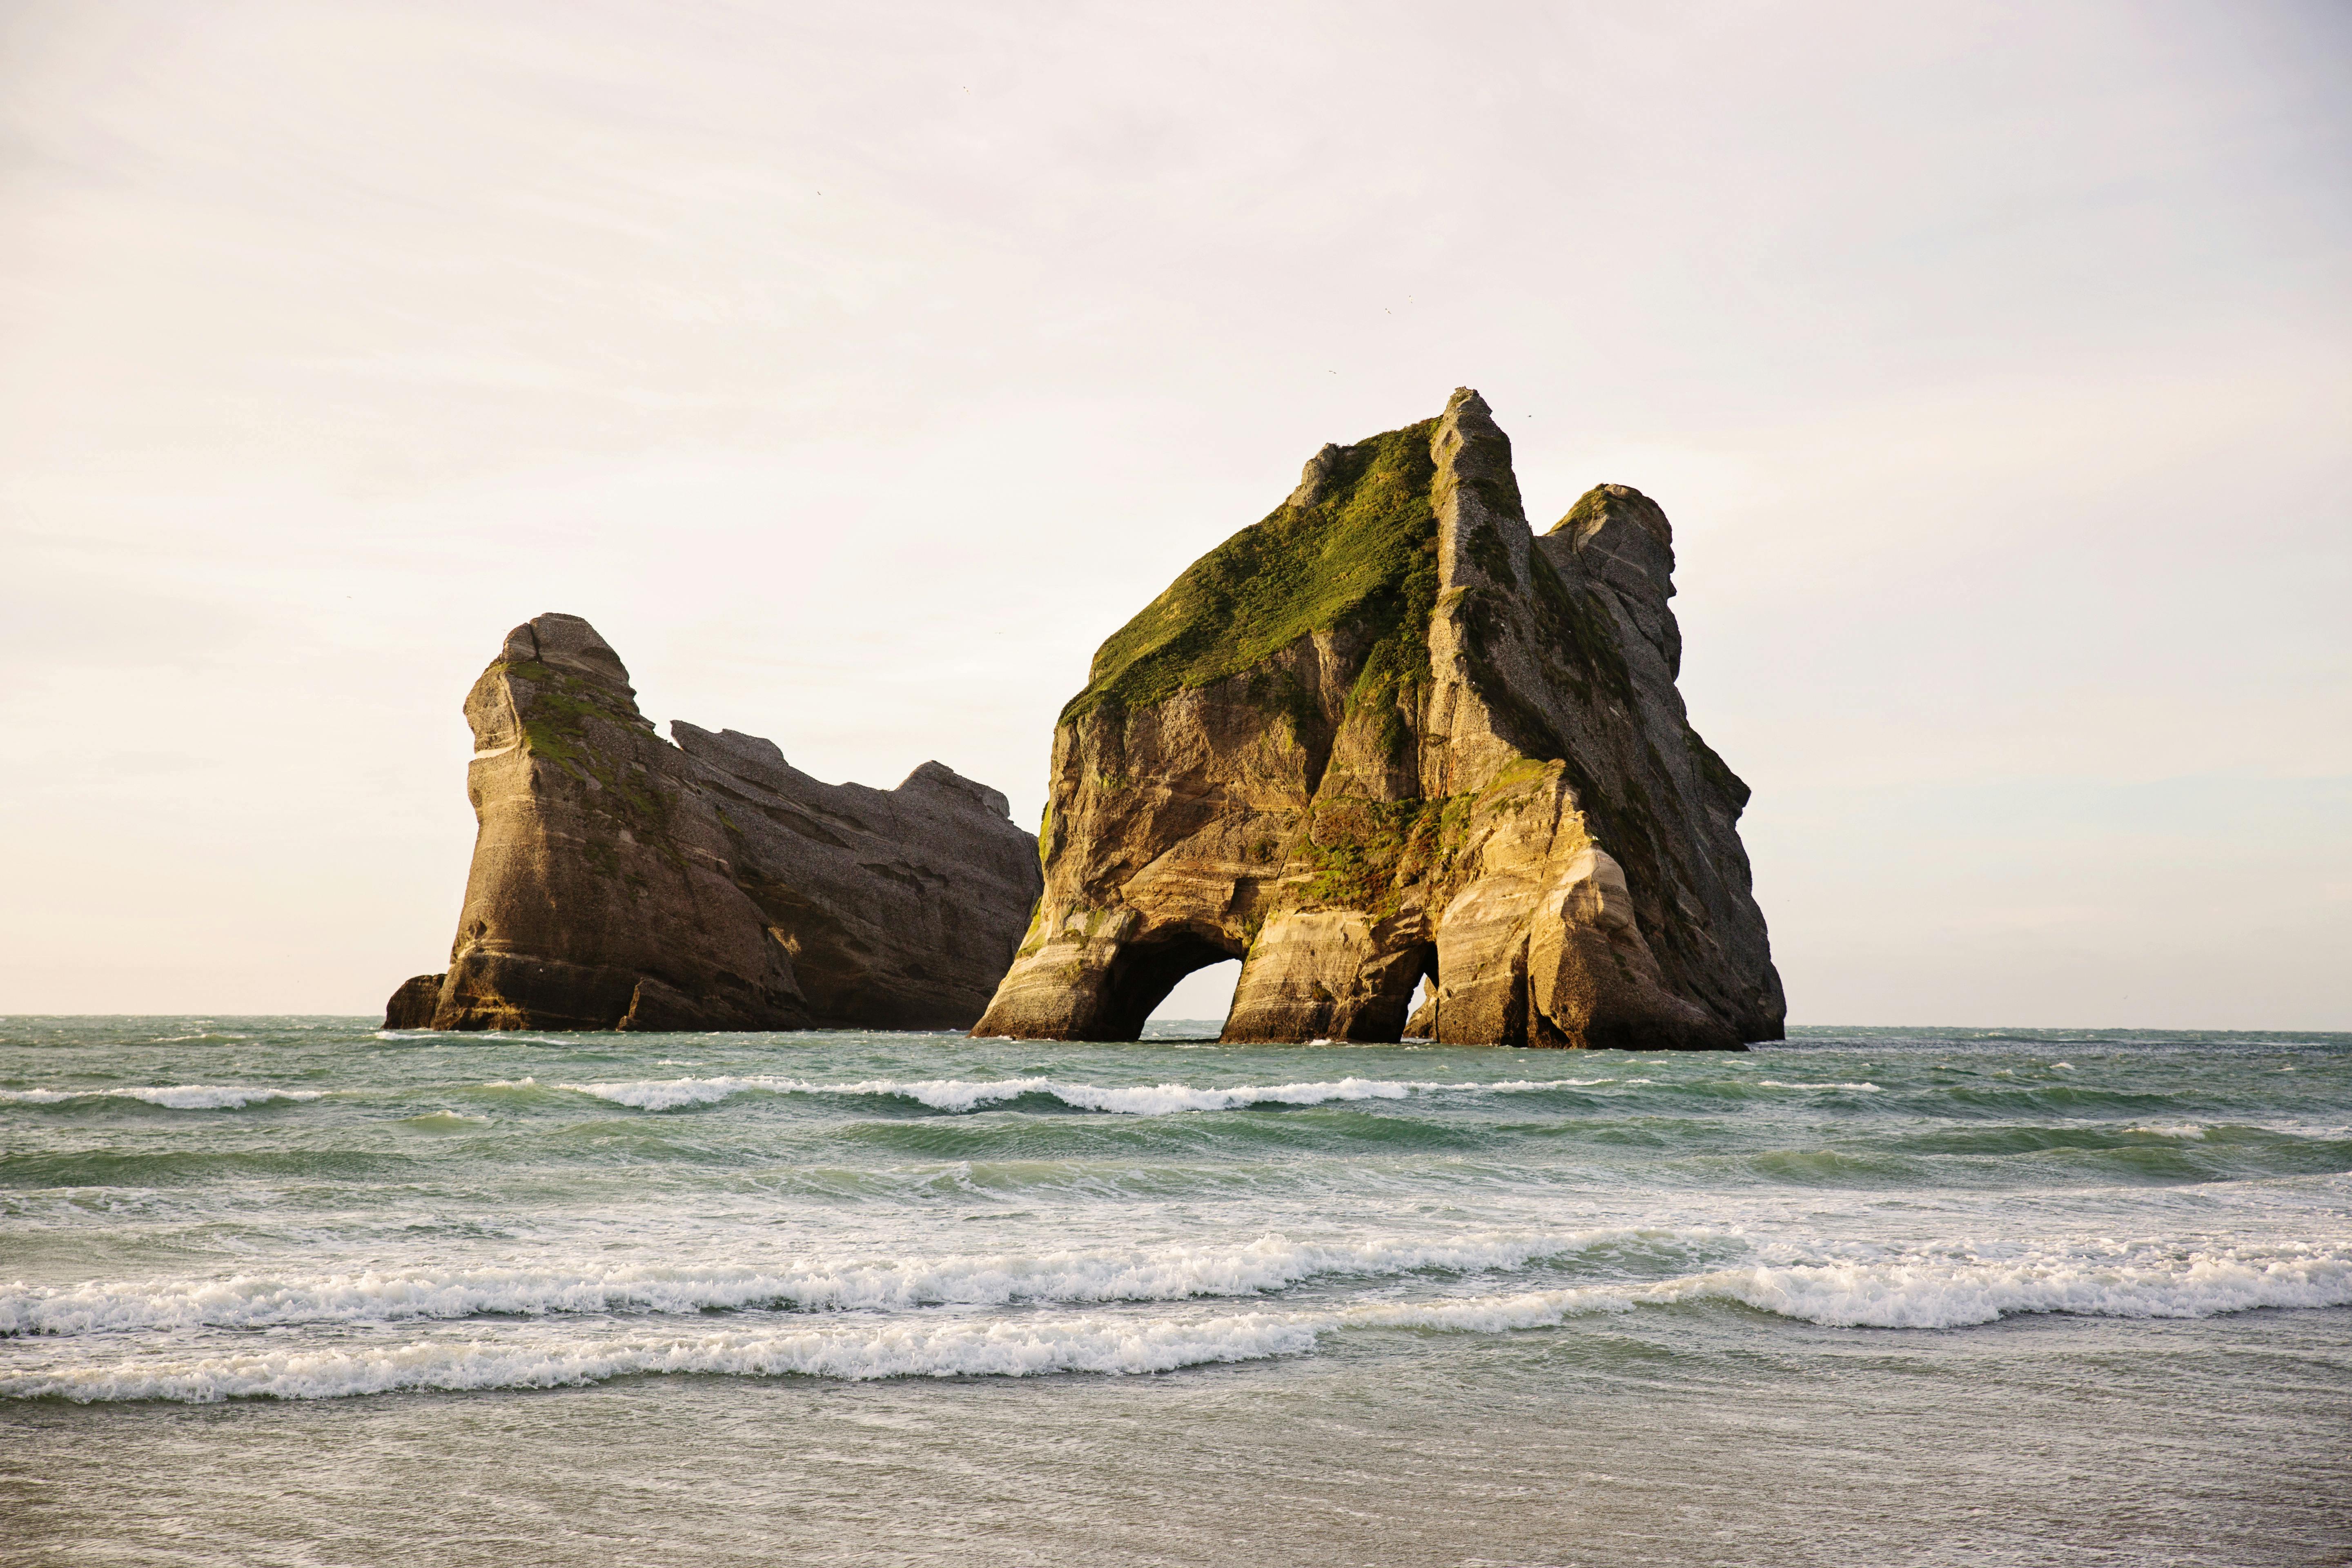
[390,614,1041,1032]
[972,389,1783,1049]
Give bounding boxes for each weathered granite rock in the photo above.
[972,390,1783,1049]
[406,613,1041,1032]
[384,973,443,1029]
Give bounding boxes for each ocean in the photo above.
[2,1018,2346,1566]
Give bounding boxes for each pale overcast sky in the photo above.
[3,0,2346,1028]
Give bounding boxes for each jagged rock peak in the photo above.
[973,391,1783,1049]
[387,613,1042,1033]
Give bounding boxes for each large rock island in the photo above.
[388,614,1042,1031]
[973,389,1783,1048]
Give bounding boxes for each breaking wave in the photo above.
[0,1227,1688,1335]
[9,1241,2346,1402]
[0,1085,326,1111]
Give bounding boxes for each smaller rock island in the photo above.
[387,613,1041,1031]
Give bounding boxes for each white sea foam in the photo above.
[0,1227,1673,1336]
[555,1074,1620,1115]
[10,1243,2347,1403]
[1372,1241,2352,1331]
[0,1310,1329,1402]
[0,1085,325,1110]
[1657,1244,2352,1328]
[12,1229,2344,1351]
[1754,1080,1882,1092]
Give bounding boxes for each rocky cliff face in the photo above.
[392,614,1041,1032]
[972,389,1783,1049]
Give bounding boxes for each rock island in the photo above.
[972,389,1783,1048]
[388,614,1041,1031]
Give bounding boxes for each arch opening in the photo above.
[1098,929,1242,1040]
[1401,944,1441,1041]
[1148,958,1240,1033]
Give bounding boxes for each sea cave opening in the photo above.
[1098,929,1239,1040]
[1147,958,1241,1036]
[1403,945,1440,1040]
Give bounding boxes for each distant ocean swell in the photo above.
[543,1071,2330,1126]
[20,1073,2333,1122]
[0,1075,1915,1118]
[9,1244,2348,1403]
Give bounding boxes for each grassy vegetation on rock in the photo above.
[1060,421,1442,726]
[1296,792,1480,918]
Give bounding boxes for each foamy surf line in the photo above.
[0,1085,327,1110]
[11,1251,2350,1402]
[0,1310,1326,1402]
[553,1074,1624,1114]
[0,1227,1687,1335]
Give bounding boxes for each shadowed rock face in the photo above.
[391,614,1041,1032]
[972,389,1783,1049]
[383,973,443,1029]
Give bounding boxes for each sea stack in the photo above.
[388,613,1042,1031]
[972,389,1783,1048]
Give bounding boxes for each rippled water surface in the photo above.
[3,1017,2347,1565]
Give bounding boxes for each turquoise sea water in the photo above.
[2,1018,2347,1565]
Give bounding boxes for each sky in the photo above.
[2,0,2347,1029]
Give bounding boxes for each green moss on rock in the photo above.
[1061,421,1442,726]
[1296,793,1480,918]
[519,719,586,767]
[1239,667,1321,747]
